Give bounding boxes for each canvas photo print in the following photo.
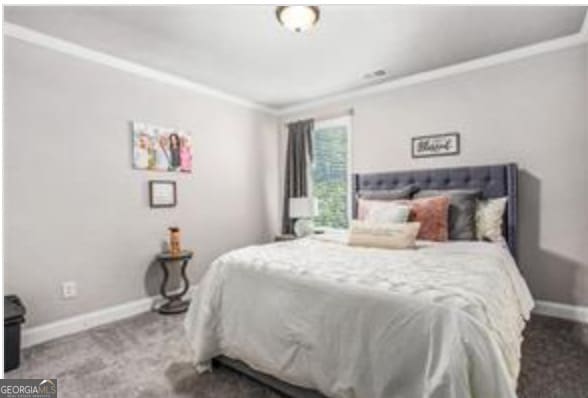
[132,122,192,173]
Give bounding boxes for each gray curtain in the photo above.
[281,119,314,234]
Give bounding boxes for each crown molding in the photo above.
[277,28,588,116]
[5,13,587,119]
[3,22,277,115]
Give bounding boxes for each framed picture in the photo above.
[132,121,192,173]
[149,181,177,208]
[412,132,460,158]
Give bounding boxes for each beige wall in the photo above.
[281,44,588,306]
[4,37,279,327]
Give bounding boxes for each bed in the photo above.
[184,164,534,398]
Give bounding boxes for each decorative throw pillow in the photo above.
[415,189,481,240]
[357,199,411,224]
[349,221,421,249]
[476,197,508,242]
[356,185,417,201]
[398,196,450,241]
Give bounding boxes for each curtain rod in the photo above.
[283,108,354,126]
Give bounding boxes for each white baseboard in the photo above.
[533,300,588,324]
[21,295,585,349]
[22,287,195,349]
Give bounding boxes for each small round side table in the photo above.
[156,250,193,315]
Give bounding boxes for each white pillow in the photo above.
[349,221,421,249]
[476,197,507,242]
[359,200,411,224]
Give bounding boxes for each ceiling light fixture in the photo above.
[276,6,320,33]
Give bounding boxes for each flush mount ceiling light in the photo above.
[276,6,320,33]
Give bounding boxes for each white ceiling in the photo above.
[5,5,587,109]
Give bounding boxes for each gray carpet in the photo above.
[7,312,588,398]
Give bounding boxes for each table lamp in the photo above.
[289,197,318,237]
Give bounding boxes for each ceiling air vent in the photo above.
[363,69,387,80]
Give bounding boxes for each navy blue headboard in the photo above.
[352,164,518,259]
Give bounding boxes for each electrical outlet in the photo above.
[61,281,77,299]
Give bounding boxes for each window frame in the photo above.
[310,115,353,230]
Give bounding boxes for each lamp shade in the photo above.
[289,197,318,218]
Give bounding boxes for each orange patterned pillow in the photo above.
[398,196,450,241]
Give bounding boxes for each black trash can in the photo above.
[4,295,26,372]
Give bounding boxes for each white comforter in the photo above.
[185,235,534,398]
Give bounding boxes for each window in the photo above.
[311,116,351,229]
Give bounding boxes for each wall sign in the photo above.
[149,181,177,208]
[411,132,460,158]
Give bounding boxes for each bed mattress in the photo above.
[185,235,533,398]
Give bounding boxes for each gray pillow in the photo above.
[414,189,481,240]
[357,185,417,201]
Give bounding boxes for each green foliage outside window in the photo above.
[311,126,349,229]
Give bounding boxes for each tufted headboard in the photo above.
[352,164,518,259]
